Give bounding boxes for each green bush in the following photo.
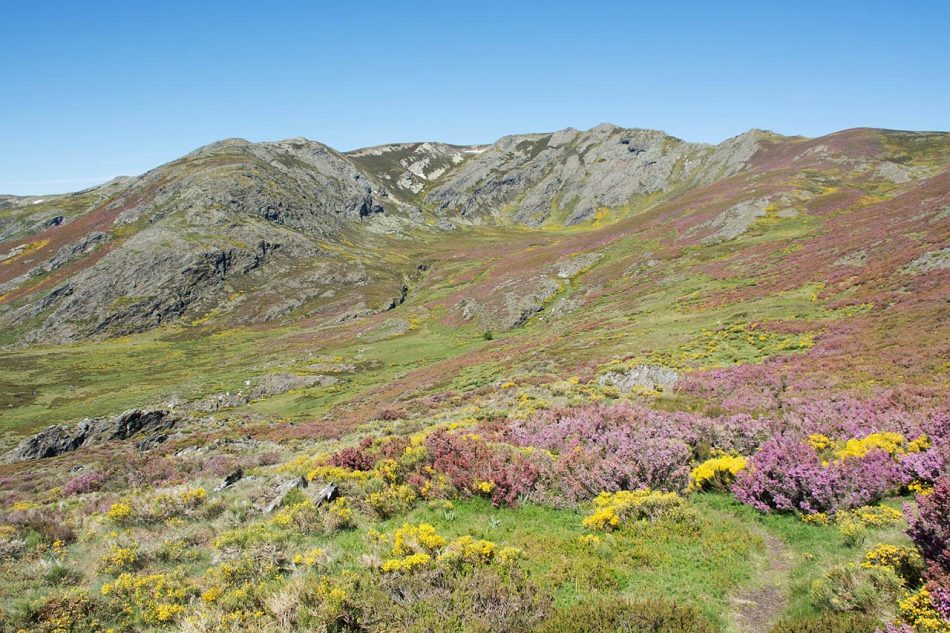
[533,597,718,633]
[769,613,880,632]
[810,563,902,616]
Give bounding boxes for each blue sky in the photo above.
[1,0,947,195]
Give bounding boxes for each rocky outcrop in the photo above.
[183,373,339,413]
[264,476,308,513]
[599,365,679,393]
[6,409,178,462]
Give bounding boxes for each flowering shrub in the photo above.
[101,571,196,626]
[862,544,924,586]
[907,475,950,583]
[99,539,141,575]
[507,403,769,503]
[365,484,417,518]
[62,471,107,496]
[582,489,682,531]
[105,502,132,525]
[374,523,520,577]
[732,437,907,514]
[424,429,539,506]
[898,586,948,632]
[689,454,747,492]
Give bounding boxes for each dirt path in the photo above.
[730,531,794,633]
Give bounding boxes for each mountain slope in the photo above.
[0,125,946,354]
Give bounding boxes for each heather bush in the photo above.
[906,475,950,584]
[533,597,717,633]
[62,471,108,496]
[733,437,907,514]
[425,429,539,506]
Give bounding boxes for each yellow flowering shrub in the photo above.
[475,480,496,494]
[689,455,747,492]
[582,489,683,531]
[101,571,196,626]
[106,501,133,524]
[292,547,325,567]
[835,432,915,460]
[437,535,520,568]
[909,481,934,496]
[801,512,832,526]
[324,496,357,531]
[898,587,948,632]
[807,433,834,452]
[99,540,140,574]
[861,543,923,586]
[305,465,372,483]
[366,484,417,518]
[392,523,446,556]
[839,505,904,529]
[380,552,432,574]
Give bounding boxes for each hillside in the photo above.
[0,124,948,633]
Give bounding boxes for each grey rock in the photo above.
[214,468,244,492]
[598,365,679,393]
[34,231,110,275]
[903,248,950,274]
[264,476,308,513]
[6,408,177,461]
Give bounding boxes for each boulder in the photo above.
[264,476,308,514]
[598,364,679,393]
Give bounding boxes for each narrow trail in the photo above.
[730,531,794,633]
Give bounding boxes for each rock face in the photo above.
[424,125,771,226]
[6,409,177,462]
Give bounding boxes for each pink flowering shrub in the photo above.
[62,471,108,496]
[906,475,950,588]
[424,429,539,507]
[505,403,774,503]
[732,437,907,514]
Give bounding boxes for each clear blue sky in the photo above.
[1,0,947,195]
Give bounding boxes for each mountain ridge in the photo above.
[0,123,947,347]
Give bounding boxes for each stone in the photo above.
[598,365,680,393]
[263,476,308,514]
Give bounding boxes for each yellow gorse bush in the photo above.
[861,543,923,586]
[582,489,683,531]
[106,502,133,524]
[689,454,747,492]
[839,505,903,529]
[898,586,947,632]
[392,523,446,556]
[378,523,520,575]
[834,432,929,460]
[101,571,195,626]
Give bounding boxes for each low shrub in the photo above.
[582,489,683,531]
[733,437,907,514]
[810,563,903,616]
[689,454,747,492]
[768,613,880,633]
[906,475,950,583]
[533,597,717,633]
[862,544,924,587]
